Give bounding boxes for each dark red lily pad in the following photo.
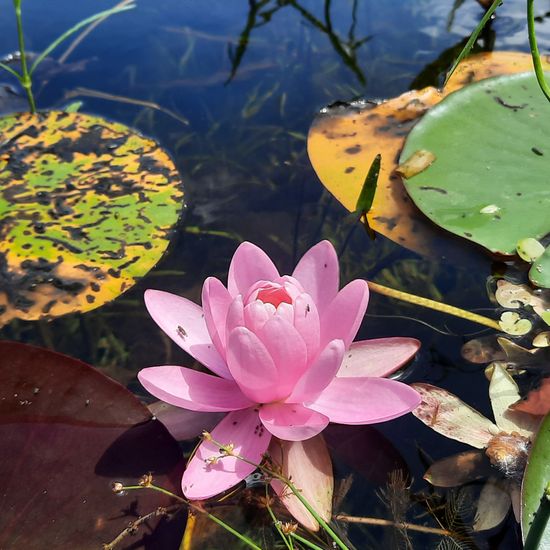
[0,341,185,549]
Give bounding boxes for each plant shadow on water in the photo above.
[1,0,550,547]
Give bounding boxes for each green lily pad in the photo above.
[0,111,183,325]
[530,246,550,289]
[522,412,550,547]
[400,72,550,257]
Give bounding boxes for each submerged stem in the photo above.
[335,514,453,537]
[367,281,500,331]
[115,483,262,550]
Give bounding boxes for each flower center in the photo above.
[257,286,292,308]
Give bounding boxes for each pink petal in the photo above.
[275,302,294,324]
[320,279,369,350]
[412,383,498,448]
[138,366,254,412]
[269,436,333,531]
[307,377,420,424]
[257,316,308,394]
[337,338,421,378]
[244,300,272,333]
[292,241,339,315]
[225,295,245,337]
[228,242,280,297]
[226,327,281,402]
[288,339,345,402]
[144,289,231,379]
[202,277,232,360]
[148,401,224,440]
[182,408,271,499]
[259,403,329,441]
[293,294,320,362]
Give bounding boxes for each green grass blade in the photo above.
[443,0,502,86]
[0,61,22,80]
[29,4,136,75]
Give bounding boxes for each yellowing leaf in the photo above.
[308,51,550,255]
[0,111,183,326]
[488,363,539,437]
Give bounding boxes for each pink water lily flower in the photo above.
[138,240,421,500]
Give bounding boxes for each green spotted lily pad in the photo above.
[0,111,183,325]
[400,72,550,257]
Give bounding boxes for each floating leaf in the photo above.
[495,280,535,309]
[307,52,550,255]
[461,335,505,364]
[530,246,550,289]
[411,383,498,449]
[424,450,491,487]
[499,311,532,336]
[400,72,550,257]
[0,340,185,549]
[522,412,550,545]
[533,332,550,348]
[0,111,183,326]
[488,362,539,436]
[513,378,550,416]
[474,477,512,532]
[517,238,545,263]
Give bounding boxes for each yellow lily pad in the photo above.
[0,111,183,325]
[307,51,550,255]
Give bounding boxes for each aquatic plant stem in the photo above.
[12,0,36,113]
[103,505,181,550]
[118,483,262,550]
[264,487,294,550]
[289,532,325,550]
[444,0,502,87]
[367,281,501,331]
[204,434,350,550]
[181,511,197,550]
[335,514,453,537]
[527,0,550,103]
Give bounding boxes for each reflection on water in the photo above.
[1,0,549,546]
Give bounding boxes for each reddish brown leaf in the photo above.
[512,378,550,416]
[0,341,185,549]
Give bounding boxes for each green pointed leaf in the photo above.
[400,72,550,257]
[522,413,550,547]
[0,111,183,325]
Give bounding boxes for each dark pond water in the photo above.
[1,1,550,548]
